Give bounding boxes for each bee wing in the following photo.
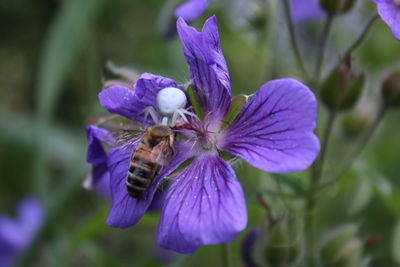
[113,129,144,150]
[151,138,174,166]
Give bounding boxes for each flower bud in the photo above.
[320,56,365,111]
[381,68,400,107]
[264,217,303,266]
[320,224,363,267]
[341,100,376,138]
[319,0,356,15]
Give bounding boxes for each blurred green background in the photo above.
[1,0,400,266]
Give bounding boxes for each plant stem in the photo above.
[322,103,388,188]
[315,13,334,82]
[305,111,336,267]
[344,13,379,56]
[282,0,310,80]
[221,244,232,267]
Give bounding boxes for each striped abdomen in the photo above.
[126,142,161,198]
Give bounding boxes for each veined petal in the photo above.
[106,141,193,228]
[222,78,320,173]
[174,0,209,22]
[99,73,181,125]
[177,16,231,120]
[373,0,400,40]
[157,153,247,253]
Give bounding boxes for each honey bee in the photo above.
[116,124,175,198]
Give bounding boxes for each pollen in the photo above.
[156,87,187,116]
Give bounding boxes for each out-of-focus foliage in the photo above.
[1,0,400,266]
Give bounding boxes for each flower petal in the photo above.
[157,153,247,253]
[241,229,260,267]
[373,0,400,40]
[177,16,231,120]
[174,0,209,22]
[290,0,324,23]
[222,78,320,173]
[17,197,44,239]
[106,141,193,228]
[86,125,115,189]
[99,73,180,124]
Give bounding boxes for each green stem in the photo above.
[305,111,336,267]
[344,13,379,56]
[315,13,334,82]
[221,244,231,267]
[322,103,388,188]
[282,0,310,80]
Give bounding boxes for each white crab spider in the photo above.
[142,87,196,127]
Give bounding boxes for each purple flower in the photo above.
[290,0,325,23]
[0,197,43,267]
[87,16,319,253]
[175,0,209,22]
[373,0,400,40]
[84,125,115,197]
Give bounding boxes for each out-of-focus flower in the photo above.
[373,0,400,40]
[290,0,325,23]
[0,197,43,267]
[87,16,319,253]
[175,0,209,22]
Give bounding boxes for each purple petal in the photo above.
[98,73,181,125]
[174,0,209,22]
[222,78,320,173]
[290,0,324,23]
[86,125,115,190]
[0,217,25,250]
[373,0,400,40]
[147,189,167,213]
[241,229,260,267]
[157,153,247,253]
[177,16,231,120]
[106,141,193,228]
[0,197,44,266]
[86,125,114,166]
[17,197,44,239]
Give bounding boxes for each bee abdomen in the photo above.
[126,146,161,198]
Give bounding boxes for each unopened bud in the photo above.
[381,68,400,107]
[321,56,365,111]
[319,0,356,15]
[264,217,303,266]
[320,224,363,267]
[341,100,376,138]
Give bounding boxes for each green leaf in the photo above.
[221,94,248,130]
[37,0,105,120]
[187,85,204,119]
